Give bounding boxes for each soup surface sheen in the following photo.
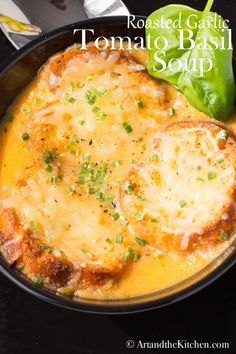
[0,43,235,299]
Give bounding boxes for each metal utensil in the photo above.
[0,0,129,49]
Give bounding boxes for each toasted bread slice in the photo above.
[119,121,236,252]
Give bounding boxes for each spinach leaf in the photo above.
[146,0,235,120]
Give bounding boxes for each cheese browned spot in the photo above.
[119,122,236,252]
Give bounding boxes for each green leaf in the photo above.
[146,0,235,120]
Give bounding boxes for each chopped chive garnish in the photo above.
[112,212,120,221]
[208,171,216,180]
[98,86,108,96]
[45,164,53,172]
[112,160,123,167]
[78,175,91,184]
[179,200,187,208]
[220,230,228,241]
[97,112,107,121]
[82,154,90,161]
[70,81,78,90]
[80,120,85,125]
[135,212,145,221]
[92,106,100,113]
[135,236,149,246]
[106,238,112,244]
[133,252,141,261]
[43,149,57,164]
[216,130,228,141]
[33,277,43,286]
[196,165,202,170]
[81,247,88,254]
[88,187,96,195]
[137,98,144,109]
[135,194,147,202]
[70,135,78,145]
[5,113,14,122]
[40,244,52,253]
[168,107,175,117]
[69,97,76,104]
[197,177,204,182]
[35,98,42,104]
[85,87,98,105]
[151,218,158,223]
[115,235,123,244]
[216,158,224,164]
[122,122,133,134]
[152,153,158,161]
[22,107,31,113]
[122,246,133,261]
[21,132,29,141]
[87,74,94,81]
[49,176,60,183]
[126,182,136,195]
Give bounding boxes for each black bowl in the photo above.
[0,16,236,314]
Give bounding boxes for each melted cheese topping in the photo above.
[121,126,235,241]
[0,44,234,299]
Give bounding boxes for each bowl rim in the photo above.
[0,15,236,314]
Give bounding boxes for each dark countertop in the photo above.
[0,1,236,353]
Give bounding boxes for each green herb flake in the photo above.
[122,122,133,134]
[43,149,57,164]
[115,235,123,244]
[39,244,53,253]
[168,107,175,117]
[85,87,98,105]
[151,218,158,223]
[5,113,14,122]
[208,171,216,180]
[70,135,78,145]
[179,200,187,208]
[135,212,145,221]
[49,176,60,183]
[122,246,133,261]
[220,230,228,241]
[45,164,53,172]
[112,212,120,221]
[152,153,158,161]
[22,107,31,113]
[21,132,29,141]
[135,236,149,246]
[133,252,141,261]
[80,120,85,126]
[92,106,100,113]
[135,194,147,203]
[126,182,136,195]
[216,130,228,141]
[32,277,43,286]
[70,81,78,90]
[137,98,144,109]
[87,74,94,81]
[216,157,224,164]
[97,112,107,121]
[82,154,90,161]
[112,160,123,168]
[98,86,108,96]
[105,238,113,245]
